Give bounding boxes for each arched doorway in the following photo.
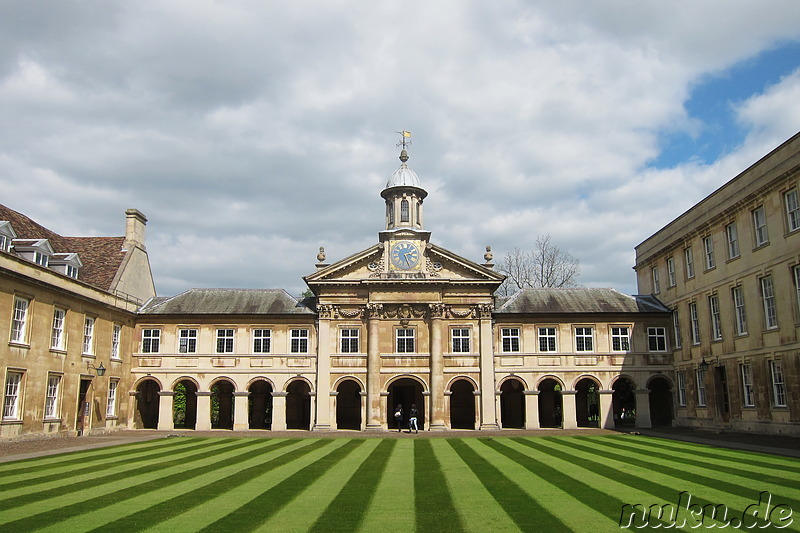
[211,380,235,429]
[648,376,673,427]
[173,380,197,429]
[500,378,525,428]
[538,378,563,428]
[387,377,424,431]
[286,380,311,430]
[575,378,600,428]
[336,380,362,430]
[449,379,476,430]
[135,379,160,429]
[613,377,637,427]
[248,380,273,430]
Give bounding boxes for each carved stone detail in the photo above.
[473,303,494,319]
[369,253,385,278]
[429,303,447,319]
[367,303,384,319]
[337,307,364,319]
[448,307,473,319]
[426,258,442,277]
[317,303,334,319]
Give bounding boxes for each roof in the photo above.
[140,288,316,315]
[494,288,671,314]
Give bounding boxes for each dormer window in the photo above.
[34,251,49,267]
[0,221,17,252]
[49,253,82,280]
[12,239,54,268]
[66,265,79,279]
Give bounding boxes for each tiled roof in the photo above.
[0,204,126,290]
[139,289,315,315]
[494,288,671,314]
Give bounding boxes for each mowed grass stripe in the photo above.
[414,438,466,533]
[308,439,397,533]
[357,439,415,533]
[447,437,568,532]
[197,439,366,533]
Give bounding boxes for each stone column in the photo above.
[561,390,578,429]
[428,303,446,430]
[314,305,333,431]
[127,391,139,429]
[635,389,653,428]
[271,392,287,431]
[477,304,498,429]
[366,304,383,431]
[195,392,212,431]
[157,391,174,431]
[329,391,338,430]
[599,390,615,429]
[524,390,540,429]
[233,392,249,430]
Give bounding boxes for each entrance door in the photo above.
[387,378,424,430]
[76,379,92,436]
[715,366,730,423]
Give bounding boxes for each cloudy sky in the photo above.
[2,1,800,298]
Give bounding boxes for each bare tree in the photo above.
[497,234,581,296]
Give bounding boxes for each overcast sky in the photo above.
[2,1,800,298]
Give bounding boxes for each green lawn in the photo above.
[0,435,797,532]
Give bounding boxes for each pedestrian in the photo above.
[409,403,419,433]
[394,403,403,432]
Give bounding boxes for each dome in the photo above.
[384,149,424,189]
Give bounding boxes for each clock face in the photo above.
[390,241,421,270]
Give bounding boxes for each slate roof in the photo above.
[0,204,126,290]
[494,288,670,314]
[140,289,315,315]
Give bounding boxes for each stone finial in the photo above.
[317,246,326,262]
[484,245,493,262]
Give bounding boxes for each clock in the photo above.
[390,240,421,270]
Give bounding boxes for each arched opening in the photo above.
[648,376,673,427]
[135,379,160,429]
[538,378,563,428]
[613,377,637,427]
[500,378,525,429]
[387,377,424,431]
[575,378,600,428]
[400,199,410,222]
[449,379,476,430]
[248,380,273,430]
[286,380,311,430]
[173,380,197,429]
[211,380,235,429]
[336,380,362,430]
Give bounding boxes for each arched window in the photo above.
[387,202,394,226]
[401,199,410,222]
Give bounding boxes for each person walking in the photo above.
[394,404,403,432]
[408,404,419,433]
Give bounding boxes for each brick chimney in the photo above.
[124,209,147,251]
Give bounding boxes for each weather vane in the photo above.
[396,130,412,149]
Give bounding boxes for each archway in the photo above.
[575,377,600,428]
[135,379,160,429]
[248,380,273,430]
[648,376,673,427]
[336,380,362,430]
[613,377,637,427]
[449,379,476,430]
[387,377,424,431]
[211,380,235,429]
[538,378,563,428]
[500,378,525,428]
[286,380,311,430]
[173,380,197,429]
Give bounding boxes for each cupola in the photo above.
[381,132,428,232]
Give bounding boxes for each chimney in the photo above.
[124,209,147,250]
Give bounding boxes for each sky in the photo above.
[2,1,799,298]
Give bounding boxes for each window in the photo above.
[709,295,722,341]
[451,328,470,353]
[684,247,695,279]
[253,329,272,353]
[677,371,686,406]
[111,324,122,360]
[340,328,359,353]
[702,235,715,270]
[33,251,49,267]
[290,329,309,353]
[83,317,95,355]
[725,222,739,259]
[753,206,768,246]
[689,302,700,345]
[647,327,667,351]
[51,308,66,350]
[179,329,198,354]
[696,368,706,407]
[107,380,118,417]
[3,372,23,419]
[795,266,800,316]
[770,360,786,407]
[672,310,682,349]
[667,257,676,287]
[65,265,79,279]
[538,327,557,352]
[740,364,754,407]
[11,297,29,344]
[610,327,630,352]
[786,188,800,232]
[216,329,235,353]
[501,328,520,352]
[44,374,60,419]
[387,202,394,225]
[651,267,660,294]
[142,329,161,353]
[575,327,593,352]
[760,276,777,329]
[400,199,409,223]
[732,286,747,336]
[0,234,8,252]
[396,328,415,353]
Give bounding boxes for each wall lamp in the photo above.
[698,356,720,371]
[88,362,106,376]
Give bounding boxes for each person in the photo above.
[408,404,419,433]
[394,403,403,432]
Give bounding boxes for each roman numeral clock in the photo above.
[389,240,421,271]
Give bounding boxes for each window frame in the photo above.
[732,286,747,336]
[753,206,769,247]
[141,328,161,354]
[696,368,706,407]
[794,265,800,318]
[396,328,415,354]
[666,256,676,287]
[51,308,66,350]
[786,188,800,232]
[684,247,695,279]
[253,328,272,354]
[400,199,410,223]
[111,324,122,360]
[82,316,95,355]
[651,266,660,294]
[501,327,520,353]
[11,297,30,344]
[689,302,700,345]
[770,360,786,407]
[725,222,740,259]
[179,328,198,354]
[647,327,667,352]
[672,309,682,349]
[44,374,61,419]
[709,294,722,341]
[290,328,309,354]
[760,276,777,329]
[702,235,715,270]
[740,364,754,407]
[676,371,687,407]
[107,380,119,418]
[451,327,470,353]
[610,326,630,352]
[216,328,235,354]
[340,328,359,354]
[575,327,594,352]
[538,327,557,352]
[3,371,23,420]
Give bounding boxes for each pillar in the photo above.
[524,390,540,429]
[271,392,287,431]
[314,309,332,431]
[157,391,174,431]
[366,304,383,431]
[195,392,212,431]
[478,305,498,429]
[330,391,338,430]
[599,390,615,429]
[635,389,653,428]
[233,392,249,430]
[428,305,446,430]
[562,390,578,429]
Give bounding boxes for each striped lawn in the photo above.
[0,435,797,532]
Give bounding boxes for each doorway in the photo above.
[387,378,424,430]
